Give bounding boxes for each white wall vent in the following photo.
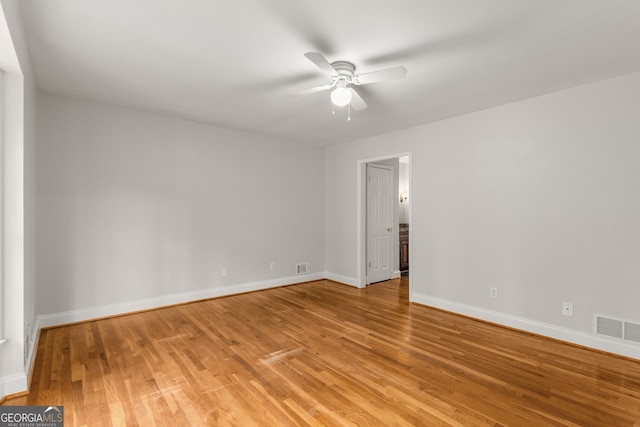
[296,262,310,275]
[594,314,640,344]
[624,322,640,344]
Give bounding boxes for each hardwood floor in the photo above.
[4,278,640,426]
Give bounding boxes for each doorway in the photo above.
[357,153,411,291]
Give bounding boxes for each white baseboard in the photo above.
[38,273,325,329]
[412,292,640,361]
[324,272,358,287]
[0,372,28,399]
[25,319,41,384]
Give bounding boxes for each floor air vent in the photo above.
[296,262,310,275]
[594,314,640,344]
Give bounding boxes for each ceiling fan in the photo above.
[294,52,408,116]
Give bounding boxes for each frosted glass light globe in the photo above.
[331,86,352,107]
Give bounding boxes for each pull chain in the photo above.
[330,103,352,121]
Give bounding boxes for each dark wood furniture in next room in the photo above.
[400,223,409,276]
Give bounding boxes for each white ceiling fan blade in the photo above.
[348,88,368,111]
[304,52,338,76]
[354,66,407,85]
[289,83,334,97]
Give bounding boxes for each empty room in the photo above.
[1,0,640,425]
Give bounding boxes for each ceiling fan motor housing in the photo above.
[331,61,356,81]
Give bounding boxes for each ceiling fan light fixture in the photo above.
[330,83,352,107]
[297,52,407,114]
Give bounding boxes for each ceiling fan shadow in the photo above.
[239,72,321,93]
[264,0,335,55]
[364,33,484,66]
[364,8,549,66]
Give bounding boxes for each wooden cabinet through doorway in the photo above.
[399,224,409,274]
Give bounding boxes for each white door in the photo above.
[367,164,393,284]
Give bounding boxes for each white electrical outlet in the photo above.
[270,262,276,271]
[220,267,227,278]
[490,287,498,299]
[563,302,574,317]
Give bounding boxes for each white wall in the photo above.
[325,72,640,359]
[37,92,325,322]
[0,0,37,397]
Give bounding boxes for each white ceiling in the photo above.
[17,0,640,146]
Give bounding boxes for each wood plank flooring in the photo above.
[4,278,640,426]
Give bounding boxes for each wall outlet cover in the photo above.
[563,302,574,317]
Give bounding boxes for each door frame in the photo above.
[357,152,412,291]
